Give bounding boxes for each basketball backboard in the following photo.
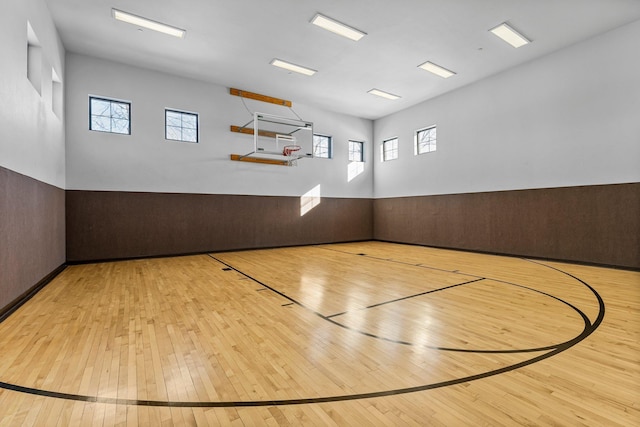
[241,112,314,165]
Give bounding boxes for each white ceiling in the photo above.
[45,0,640,120]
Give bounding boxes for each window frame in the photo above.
[348,140,364,162]
[313,133,333,159]
[382,137,399,162]
[415,125,437,155]
[89,95,131,135]
[165,108,199,143]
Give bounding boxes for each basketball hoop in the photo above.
[231,113,313,166]
[282,145,301,156]
[283,144,301,166]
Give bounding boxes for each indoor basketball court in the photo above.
[0,242,637,425]
[2,0,639,425]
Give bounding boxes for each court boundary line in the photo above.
[0,247,605,408]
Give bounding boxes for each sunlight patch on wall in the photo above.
[300,184,321,216]
[348,161,364,182]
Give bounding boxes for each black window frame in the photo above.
[165,109,199,143]
[415,125,437,155]
[382,137,398,161]
[313,133,333,159]
[348,140,364,162]
[89,96,131,135]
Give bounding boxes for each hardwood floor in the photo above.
[0,242,638,425]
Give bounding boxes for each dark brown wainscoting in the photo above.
[0,166,66,311]
[373,183,640,269]
[66,191,373,262]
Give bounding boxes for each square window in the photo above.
[416,126,436,154]
[89,96,131,135]
[382,137,398,161]
[165,109,198,143]
[349,140,364,162]
[313,134,332,158]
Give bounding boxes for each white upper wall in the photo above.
[373,19,640,198]
[7,5,637,198]
[0,0,65,187]
[65,53,373,198]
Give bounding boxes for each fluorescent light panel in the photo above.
[418,61,456,78]
[310,13,366,41]
[490,22,530,48]
[368,89,400,100]
[112,9,185,38]
[270,59,317,76]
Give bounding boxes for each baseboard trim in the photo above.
[66,239,373,265]
[0,264,67,324]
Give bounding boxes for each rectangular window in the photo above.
[313,134,332,158]
[52,68,62,119]
[382,137,398,161]
[27,22,42,95]
[349,140,364,162]
[166,109,198,143]
[89,96,131,135]
[416,125,436,154]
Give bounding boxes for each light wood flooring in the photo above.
[0,241,638,426]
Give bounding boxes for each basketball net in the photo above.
[283,145,301,166]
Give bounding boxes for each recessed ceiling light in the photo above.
[112,9,186,38]
[368,89,401,100]
[270,59,317,76]
[418,61,456,78]
[489,22,530,48]
[310,13,366,41]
